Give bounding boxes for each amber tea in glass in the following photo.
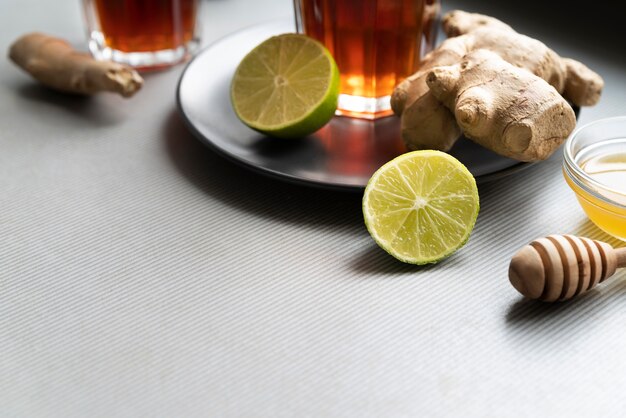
[83,0,200,69]
[294,0,438,119]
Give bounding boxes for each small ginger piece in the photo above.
[426,49,576,162]
[9,33,143,97]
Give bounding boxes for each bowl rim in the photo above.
[563,115,626,211]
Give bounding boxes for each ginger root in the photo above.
[442,10,604,106]
[392,10,604,159]
[442,10,513,37]
[427,50,576,161]
[563,58,604,106]
[391,27,568,152]
[9,33,143,97]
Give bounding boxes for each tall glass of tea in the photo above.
[82,0,200,69]
[294,0,439,119]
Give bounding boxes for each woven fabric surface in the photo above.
[2,1,626,417]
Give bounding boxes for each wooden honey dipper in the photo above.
[509,235,626,301]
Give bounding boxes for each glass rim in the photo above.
[563,115,626,211]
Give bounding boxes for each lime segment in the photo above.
[231,34,339,138]
[363,150,480,264]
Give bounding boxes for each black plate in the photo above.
[177,20,532,191]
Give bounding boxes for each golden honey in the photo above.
[564,133,626,241]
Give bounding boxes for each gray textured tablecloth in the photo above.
[2,1,626,417]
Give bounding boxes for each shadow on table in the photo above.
[504,273,626,347]
[163,110,364,230]
[13,82,126,127]
[164,109,576,276]
[506,288,603,325]
[573,218,624,247]
[350,242,465,275]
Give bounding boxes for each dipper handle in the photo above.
[509,234,626,302]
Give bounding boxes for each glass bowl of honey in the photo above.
[563,116,626,241]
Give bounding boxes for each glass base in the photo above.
[335,94,394,120]
[87,30,199,70]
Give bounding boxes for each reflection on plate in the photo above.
[176,19,530,191]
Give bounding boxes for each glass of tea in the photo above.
[293,0,439,119]
[82,0,200,69]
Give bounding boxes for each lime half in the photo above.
[231,34,339,138]
[363,151,480,264]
